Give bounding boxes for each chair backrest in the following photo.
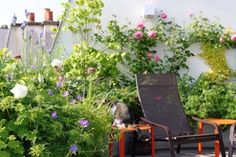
[136,73,193,137]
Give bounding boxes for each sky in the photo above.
[0,0,63,25]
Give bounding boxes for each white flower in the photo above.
[10,84,28,98]
[51,59,63,68]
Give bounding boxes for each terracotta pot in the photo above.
[44,8,53,21]
[28,13,35,22]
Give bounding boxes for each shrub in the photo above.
[0,49,113,157]
[179,74,236,119]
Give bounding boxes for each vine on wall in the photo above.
[200,42,232,81]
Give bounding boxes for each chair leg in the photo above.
[229,124,236,157]
[176,144,181,154]
[131,131,138,157]
[168,141,176,157]
[228,141,234,157]
[218,138,226,157]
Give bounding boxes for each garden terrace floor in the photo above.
[125,149,236,157]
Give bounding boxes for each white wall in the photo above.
[102,0,236,29]
[54,0,236,79]
[0,28,8,49]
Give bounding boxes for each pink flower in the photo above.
[189,13,194,18]
[160,12,167,19]
[147,52,152,60]
[230,34,236,41]
[134,31,143,39]
[148,31,157,38]
[154,54,160,62]
[137,21,145,30]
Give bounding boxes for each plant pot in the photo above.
[28,13,35,22]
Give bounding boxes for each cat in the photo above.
[111,102,130,126]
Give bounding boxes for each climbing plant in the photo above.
[200,42,232,81]
[188,15,236,80]
[95,12,193,76]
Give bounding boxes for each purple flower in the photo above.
[21,21,28,29]
[62,91,69,97]
[51,111,58,119]
[56,81,63,87]
[70,99,76,104]
[79,119,90,127]
[12,14,17,25]
[31,65,36,69]
[39,32,43,38]
[48,89,54,96]
[69,144,78,154]
[76,95,83,101]
[25,9,29,18]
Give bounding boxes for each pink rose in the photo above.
[189,13,194,18]
[154,54,160,62]
[160,12,167,19]
[147,52,152,60]
[134,31,143,39]
[231,34,236,41]
[148,31,157,38]
[137,21,145,30]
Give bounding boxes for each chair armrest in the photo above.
[192,117,221,133]
[140,117,168,130]
[140,117,173,140]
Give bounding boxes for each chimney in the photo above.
[44,8,53,21]
[28,12,35,22]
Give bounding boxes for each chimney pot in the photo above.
[28,12,35,22]
[44,8,53,21]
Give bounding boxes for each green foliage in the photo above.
[0,48,113,157]
[179,74,236,119]
[199,42,232,81]
[61,0,104,42]
[63,42,125,97]
[188,14,236,48]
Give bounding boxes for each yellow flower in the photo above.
[225,27,234,34]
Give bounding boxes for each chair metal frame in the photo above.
[136,73,226,157]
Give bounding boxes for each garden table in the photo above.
[198,118,236,157]
[109,124,155,157]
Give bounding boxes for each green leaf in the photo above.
[0,141,7,149]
